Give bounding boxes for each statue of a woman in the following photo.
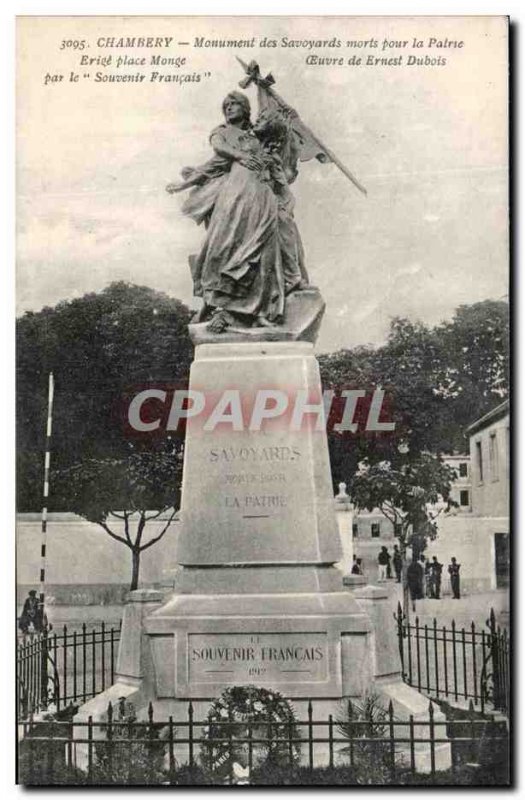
[167,91,308,333]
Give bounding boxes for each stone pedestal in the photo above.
[74,339,450,774]
[146,341,371,705]
[334,482,354,574]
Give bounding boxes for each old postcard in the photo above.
[16,15,510,786]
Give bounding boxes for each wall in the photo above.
[16,513,181,589]
[442,455,471,510]
[352,513,509,593]
[469,413,509,518]
[425,514,509,593]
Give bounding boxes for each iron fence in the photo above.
[18,698,509,785]
[17,622,121,718]
[395,605,510,714]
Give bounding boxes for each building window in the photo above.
[476,441,483,482]
[352,522,358,538]
[459,462,468,478]
[394,523,402,537]
[460,490,470,507]
[371,523,381,538]
[489,433,499,481]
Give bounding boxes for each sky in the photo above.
[16,15,508,353]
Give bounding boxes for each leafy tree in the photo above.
[17,282,193,511]
[431,300,510,451]
[348,454,456,615]
[318,300,509,482]
[53,445,183,590]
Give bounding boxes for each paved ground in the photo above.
[20,586,510,633]
[378,581,509,630]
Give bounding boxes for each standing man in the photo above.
[393,545,403,583]
[406,558,424,612]
[18,590,41,635]
[431,556,443,599]
[448,557,461,599]
[377,546,390,581]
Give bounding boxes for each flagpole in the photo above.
[236,56,367,196]
[39,372,54,629]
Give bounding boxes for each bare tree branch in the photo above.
[140,509,177,552]
[96,521,130,547]
[143,508,171,522]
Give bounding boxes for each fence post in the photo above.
[87,715,93,784]
[188,701,194,769]
[451,619,458,702]
[107,701,113,782]
[409,714,415,775]
[347,699,354,769]
[433,619,440,698]
[428,702,435,781]
[91,629,96,697]
[40,630,49,710]
[480,629,487,712]
[388,700,395,781]
[288,718,294,767]
[415,616,422,692]
[489,609,501,709]
[228,708,234,785]
[424,624,430,692]
[396,601,405,678]
[468,699,477,764]
[82,623,87,703]
[328,714,334,769]
[471,621,478,705]
[168,716,175,778]
[62,624,68,709]
[110,627,116,685]
[308,700,313,770]
[248,716,253,774]
[101,622,106,692]
[28,709,34,783]
[73,631,78,705]
[461,627,468,699]
[148,701,155,783]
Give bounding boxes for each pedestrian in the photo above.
[406,559,424,612]
[424,558,432,598]
[351,555,361,575]
[386,549,392,579]
[448,557,461,599]
[431,556,443,599]
[393,545,403,583]
[377,546,390,581]
[418,557,427,599]
[18,590,42,635]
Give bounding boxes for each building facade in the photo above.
[351,401,509,592]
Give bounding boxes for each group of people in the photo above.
[364,547,462,609]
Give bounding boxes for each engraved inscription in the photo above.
[188,633,328,683]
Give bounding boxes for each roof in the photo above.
[466,400,509,437]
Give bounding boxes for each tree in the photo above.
[318,300,510,477]
[348,454,457,616]
[53,445,183,590]
[17,282,193,511]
